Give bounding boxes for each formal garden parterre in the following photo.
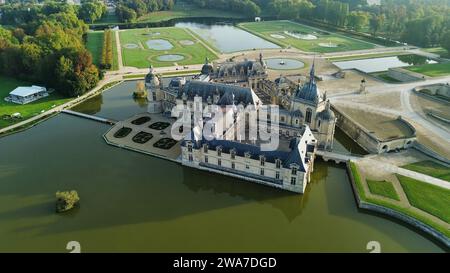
[119,27,217,68]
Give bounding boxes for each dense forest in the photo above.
[0,1,102,97]
[115,0,175,22]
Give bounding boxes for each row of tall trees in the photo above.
[101,30,113,69]
[187,0,261,17]
[0,2,100,97]
[116,0,175,22]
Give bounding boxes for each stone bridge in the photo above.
[315,150,363,164]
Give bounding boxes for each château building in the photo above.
[143,56,337,193]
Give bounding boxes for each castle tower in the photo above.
[315,100,336,151]
[146,65,163,113]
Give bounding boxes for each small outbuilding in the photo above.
[6,85,48,105]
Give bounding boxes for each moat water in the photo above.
[0,81,445,252]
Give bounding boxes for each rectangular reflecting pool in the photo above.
[333,54,438,73]
[176,22,280,53]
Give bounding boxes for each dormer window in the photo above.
[275,159,281,169]
[230,149,236,159]
[244,152,251,159]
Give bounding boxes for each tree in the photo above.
[78,1,105,23]
[116,5,138,23]
[440,30,450,54]
[369,14,384,35]
[347,11,369,31]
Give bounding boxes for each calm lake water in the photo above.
[333,54,437,73]
[0,81,445,252]
[175,22,280,53]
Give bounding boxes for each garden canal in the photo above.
[0,81,445,252]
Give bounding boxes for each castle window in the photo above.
[188,154,193,162]
[275,159,281,169]
[295,119,299,125]
[231,149,236,159]
[292,167,298,175]
[306,108,312,123]
[260,168,264,176]
[152,92,156,101]
[275,171,280,180]
[217,147,222,157]
[280,116,285,123]
[260,156,265,166]
[218,159,222,166]
[187,143,193,153]
[205,156,208,163]
[318,120,321,128]
[203,144,208,153]
[246,164,249,169]
[232,162,235,169]
[291,177,296,185]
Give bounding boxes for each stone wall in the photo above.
[415,83,450,100]
[388,67,425,82]
[332,105,416,154]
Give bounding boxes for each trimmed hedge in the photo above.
[101,30,113,70]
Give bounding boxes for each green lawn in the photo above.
[372,72,402,83]
[367,179,400,201]
[86,31,119,71]
[239,20,375,53]
[86,31,103,67]
[0,75,71,129]
[402,160,450,182]
[398,174,450,223]
[423,47,450,59]
[406,61,450,77]
[119,27,217,68]
[90,2,246,26]
[136,3,246,23]
[348,162,450,237]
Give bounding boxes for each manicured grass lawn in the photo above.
[348,162,450,237]
[136,3,246,23]
[406,61,450,77]
[372,72,402,83]
[402,160,450,182]
[367,179,400,201]
[397,174,450,223]
[90,2,246,26]
[119,27,217,68]
[239,20,375,53]
[0,75,71,128]
[86,31,103,67]
[423,47,450,58]
[86,31,119,71]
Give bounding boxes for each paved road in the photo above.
[115,30,124,70]
[329,73,450,155]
